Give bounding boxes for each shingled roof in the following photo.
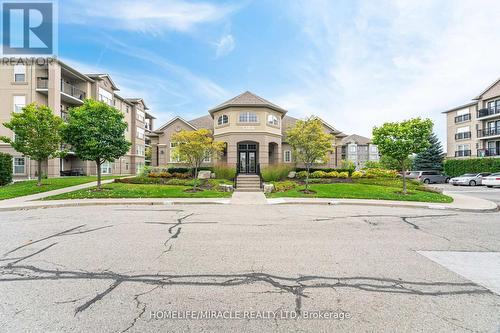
[208,91,287,114]
[340,134,372,145]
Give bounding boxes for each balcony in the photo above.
[454,113,471,123]
[61,80,86,102]
[455,131,471,140]
[477,149,500,157]
[477,106,500,119]
[36,77,49,89]
[477,127,500,138]
[455,150,471,157]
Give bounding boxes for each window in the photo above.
[101,161,112,175]
[13,157,25,174]
[284,150,292,163]
[349,145,357,153]
[13,95,26,113]
[217,114,229,126]
[136,145,145,156]
[203,151,211,163]
[98,87,113,106]
[136,127,145,140]
[137,110,145,122]
[239,112,258,123]
[370,145,378,153]
[14,65,25,82]
[267,114,279,126]
[126,106,130,113]
[170,142,181,163]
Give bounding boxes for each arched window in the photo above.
[267,114,279,126]
[217,114,229,125]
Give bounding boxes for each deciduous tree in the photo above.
[285,117,333,191]
[62,100,130,190]
[1,103,64,186]
[373,118,433,194]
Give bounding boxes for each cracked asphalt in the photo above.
[0,204,500,332]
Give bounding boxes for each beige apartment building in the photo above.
[149,91,347,173]
[0,59,155,180]
[444,78,500,159]
[335,134,380,170]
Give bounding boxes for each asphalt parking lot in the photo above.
[432,183,500,204]
[1,204,499,332]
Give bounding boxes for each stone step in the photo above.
[235,188,262,192]
[237,179,261,184]
[237,184,261,188]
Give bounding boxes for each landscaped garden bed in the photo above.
[263,166,452,203]
[42,165,236,200]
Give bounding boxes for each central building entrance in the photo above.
[237,142,258,174]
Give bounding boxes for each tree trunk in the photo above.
[401,161,407,195]
[305,164,310,191]
[193,166,199,190]
[37,159,43,187]
[96,158,102,191]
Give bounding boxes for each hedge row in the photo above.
[0,153,13,186]
[295,168,354,176]
[444,158,500,177]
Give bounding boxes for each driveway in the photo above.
[432,183,500,204]
[1,204,500,332]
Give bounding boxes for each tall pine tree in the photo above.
[412,132,444,171]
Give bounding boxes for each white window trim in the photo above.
[239,112,258,123]
[284,150,292,163]
[101,161,112,175]
[14,65,26,82]
[13,95,26,113]
[217,114,229,126]
[136,127,145,140]
[13,156,26,174]
[267,114,279,126]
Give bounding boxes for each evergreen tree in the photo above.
[412,132,444,171]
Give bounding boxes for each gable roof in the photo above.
[155,116,197,132]
[208,91,287,114]
[86,73,119,91]
[188,115,213,129]
[474,77,500,100]
[340,134,372,145]
[126,98,149,110]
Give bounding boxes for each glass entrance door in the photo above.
[238,143,258,174]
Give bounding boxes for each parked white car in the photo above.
[449,173,490,186]
[482,173,500,188]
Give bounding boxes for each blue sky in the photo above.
[58,0,500,144]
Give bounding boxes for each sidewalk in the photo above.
[0,185,497,212]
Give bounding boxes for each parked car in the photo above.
[449,173,491,186]
[482,173,500,188]
[407,171,450,184]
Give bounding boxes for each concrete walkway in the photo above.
[230,191,268,205]
[0,179,116,206]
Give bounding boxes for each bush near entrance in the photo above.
[0,153,13,186]
[444,158,500,178]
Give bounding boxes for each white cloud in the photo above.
[61,0,237,34]
[277,0,500,149]
[214,34,235,58]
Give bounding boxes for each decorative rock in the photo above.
[287,171,296,179]
[219,184,234,192]
[198,171,212,179]
[263,183,275,193]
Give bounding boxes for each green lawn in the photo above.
[0,176,124,200]
[43,182,232,200]
[268,183,452,203]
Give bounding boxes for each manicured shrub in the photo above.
[213,163,236,180]
[171,172,191,179]
[363,161,382,169]
[166,167,191,174]
[295,168,353,175]
[351,171,364,179]
[296,171,309,179]
[364,168,398,178]
[311,170,327,178]
[338,172,349,179]
[326,171,339,178]
[159,171,172,178]
[272,180,298,192]
[148,172,160,178]
[261,164,294,182]
[444,158,500,178]
[0,153,13,186]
